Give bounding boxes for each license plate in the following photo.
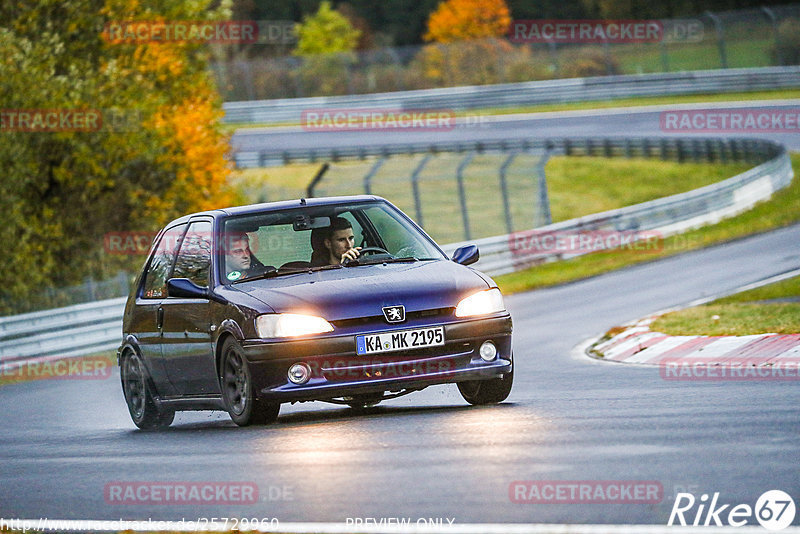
[356,326,445,355]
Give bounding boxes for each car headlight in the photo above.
[455,288,506,318]
[255,313,334,338]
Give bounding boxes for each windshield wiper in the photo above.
[232,264,342,284]
[344,256,420,267]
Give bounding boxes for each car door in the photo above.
[133,223,187,397]
[160,219,219,396]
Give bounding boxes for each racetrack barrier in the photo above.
[223,66,800,128]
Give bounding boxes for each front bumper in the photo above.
[242,313,512,402]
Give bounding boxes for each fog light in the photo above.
[479,341,497,362]
[288,363,312,384]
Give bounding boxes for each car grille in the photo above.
[331,307,454,329]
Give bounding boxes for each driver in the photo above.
[313,217,361,266]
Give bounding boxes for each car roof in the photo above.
[163,195,387,227]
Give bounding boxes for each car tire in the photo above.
[220,337,280,426]
[457,368,513,405]
[121,350,175,430]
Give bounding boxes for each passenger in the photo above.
[224,232,266,281]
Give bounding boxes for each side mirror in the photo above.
[167,278,209,299]
[451,244,479,266]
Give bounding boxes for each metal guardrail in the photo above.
[443,139,793,275]
[0,137,791,367]
[0,297,126,365]
[223,66,800,126]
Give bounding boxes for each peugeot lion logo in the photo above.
[382,305,405,324]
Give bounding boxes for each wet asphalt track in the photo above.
[1,224,799,526]
[231,101,800,154]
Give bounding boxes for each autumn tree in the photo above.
[416,0,513,87]
[424,0,511,43]
[0,0,238,313]
[294,1,361,55]
[292,1,362,96]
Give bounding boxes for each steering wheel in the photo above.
[344,246,392,263]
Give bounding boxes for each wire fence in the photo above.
[212,4,800,102]
[309,153,551,245]
[304,136,776,245]
[0,271,131,318]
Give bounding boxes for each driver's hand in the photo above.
[340,247,362,263]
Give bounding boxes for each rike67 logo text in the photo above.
[669,490,796,530]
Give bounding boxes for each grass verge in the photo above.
[495,153,800,294]
[650,276,800,336]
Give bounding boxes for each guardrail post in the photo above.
[547,41,559,76]
[704,139,714,162]
[718,139,728,164]
[84,277,96,301]
[762,7,783,66]
[659,39,670,72]
[499,152,518,234]
[623,138,632,158]
[456,153,474,241]
[410,154,433,227]
[306,162,330,198]
[705,11,728,69]
[116,271,129,297]
[536,150,552,227]
[362,157,386,195]
[677,139,686,163]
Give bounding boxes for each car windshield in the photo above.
[219,201,446,284]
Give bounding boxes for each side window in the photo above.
[172,221,212,288]
[142,224,186,299]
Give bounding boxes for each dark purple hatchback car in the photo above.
[118,196,513,429]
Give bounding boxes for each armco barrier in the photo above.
[444,139,792,275]
[0,297,126,365]
[222,66,800,125]
[0,137,791,366]
[235,131,785,169]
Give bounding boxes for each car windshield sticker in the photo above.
[227,270,242,281]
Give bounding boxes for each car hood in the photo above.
[229,260,489,321]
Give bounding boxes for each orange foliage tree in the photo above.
[418,0,514,86]
[424,0,511,43]
[0,0,239,312]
